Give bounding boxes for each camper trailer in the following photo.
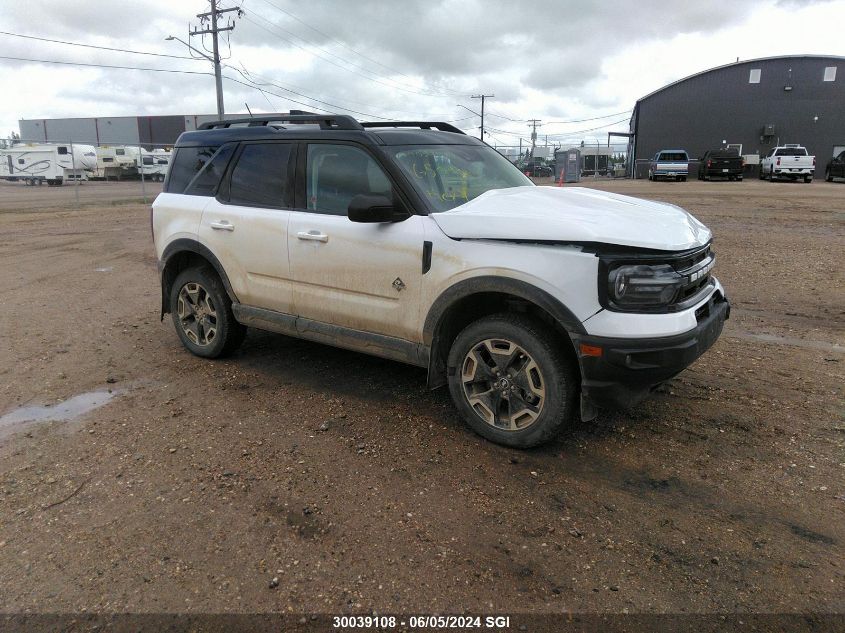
[0,143,97,185]
[138,148,172,182]
[94,145,141,180]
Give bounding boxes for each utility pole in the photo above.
[190,0,241,118]
[471,94,494,142]
[527,119,542,156]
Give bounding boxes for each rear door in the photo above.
[287,142,424,342]
[199,141,296,314]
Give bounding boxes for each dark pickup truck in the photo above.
[698,149,744,181]
[825,150,845,182]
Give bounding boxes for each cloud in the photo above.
[1,0,844,145]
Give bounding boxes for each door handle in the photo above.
[210,220,234,231]
[297,230,328,243]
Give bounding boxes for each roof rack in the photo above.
[198,114,364,131]
[360,121,465,135]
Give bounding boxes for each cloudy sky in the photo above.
[2,0,843,148]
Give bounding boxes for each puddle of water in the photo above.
[94,266,113,272]
[0,388,124,441]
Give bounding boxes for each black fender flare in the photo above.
[159,239,239,317]
[422,276,587,387]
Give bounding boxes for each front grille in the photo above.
[669,245,715,310]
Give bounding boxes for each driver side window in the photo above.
[306,144,391,215]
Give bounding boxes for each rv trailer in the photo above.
[0,143,97,185]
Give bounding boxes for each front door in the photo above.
[287,143,424,342]
[199,141,296,314]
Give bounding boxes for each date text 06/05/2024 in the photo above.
[332,615,511,629]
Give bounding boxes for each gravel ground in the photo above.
[0,179,842,617]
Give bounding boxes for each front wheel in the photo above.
[447,313,578,448]
[170,266,246,358]
[826,169,833,182]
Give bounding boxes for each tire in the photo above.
[804,176,813,184]
[737,176,743,181]
[169,266,246,358]
[446,313,578,448]
[826,169,833,182]
[680,176,687,182]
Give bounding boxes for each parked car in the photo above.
[153,114,728,449]
[698,148,744,181]
[760,145,815,183]
[648,150,689,181]
[825,149,845,182]
[520,159,553,178]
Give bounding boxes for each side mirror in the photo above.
[348,194,407,223]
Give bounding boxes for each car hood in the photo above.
[430,186,711,251]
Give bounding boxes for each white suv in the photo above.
[152,114,729,448]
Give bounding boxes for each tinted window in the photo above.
[658,152,688,161]
[774,147,807,156]
[306,144,392,215]
[167,145,232,195]
[142,156,154,165]
[229,143,293,208]
[57,146,68,155]
[102,157,114,163]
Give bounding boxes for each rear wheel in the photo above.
[447,313,577,448]
[170,266,246,358]
[804,175,813,184]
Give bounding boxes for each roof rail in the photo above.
[360,121,466,135]
[198,114,364,131]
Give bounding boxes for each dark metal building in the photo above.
[628,55,845,178]
[18,114,230,148]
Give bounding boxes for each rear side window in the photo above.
[306,144,392,215]
[167,145,234,195]
[659,152,688,161]
[228,143,293,208]
[775,147,807,156]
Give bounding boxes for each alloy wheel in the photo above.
[460,338,546,431]
[177,282,218,346]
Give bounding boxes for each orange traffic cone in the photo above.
[557,170,565,187]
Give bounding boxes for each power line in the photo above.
[543,110,632,125]
[0,55,215,75]
[0,30,202,60]
[229,63,475,121]
[253,0,455,89]
[239,7,462,98]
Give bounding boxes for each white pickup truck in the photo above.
[760,145,815,183]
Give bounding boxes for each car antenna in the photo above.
[244,103,254,118]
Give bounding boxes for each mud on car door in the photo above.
[287,142,425,342]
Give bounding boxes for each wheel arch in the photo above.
[159,239,238,319]
[423,276,585,389]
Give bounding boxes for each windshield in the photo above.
[388,144,532,212]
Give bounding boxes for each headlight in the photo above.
[607,263,685,309]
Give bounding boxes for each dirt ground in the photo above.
[0,178,843,618]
